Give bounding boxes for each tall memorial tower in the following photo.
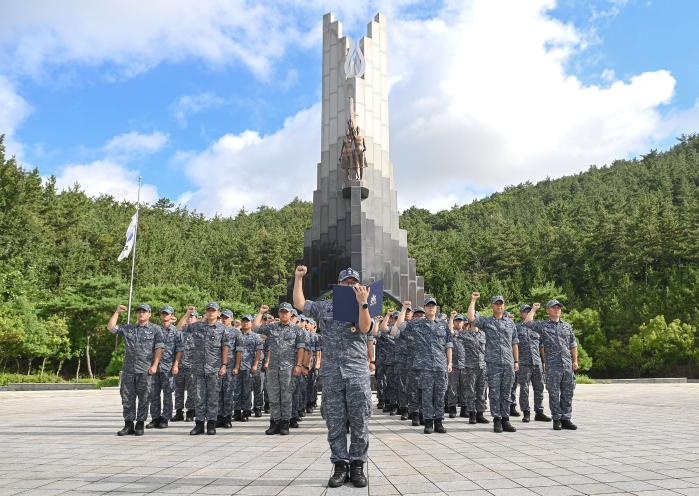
[298,12,424,304]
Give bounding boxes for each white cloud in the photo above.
[0,75,32,158]
[171,93,226,127]
[177,104,320,216]
[104,131,168,157]
[52,159,159,204]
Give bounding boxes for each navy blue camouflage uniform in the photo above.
[458,328,488,413]
[304,299,373,465]
[234,330,264,412]
[149,323,183,421]
[110,322,165,422]
[220,327,242,418]
[174,326,196,412]
[448,328,466,408]
[516,323,546,414]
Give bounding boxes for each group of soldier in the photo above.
[107,266,578,489]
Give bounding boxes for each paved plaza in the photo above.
[0,384,698,496]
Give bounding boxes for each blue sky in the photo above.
[1,0,698,214]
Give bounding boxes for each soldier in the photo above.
[176,302,230,435]
[391,303,413,420]
[377,310,399,414]
[305,319,321,412]
[173,310,197,422]
[467,293,519,433]
[291,316,312,427]
[233,314,263,420]
[220,309,243,427]
[516,304,551,423]
[524,300,579,430]
[447,312,466,419]
[394,304,425,426]
[253,302,306,436]
[294,265,372,488]
[459,318,489,424]
[401,298,452,434]
[107,303,164,436]
[146,305,183,429]
[506,310,521,418]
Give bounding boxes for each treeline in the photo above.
[0,135,697,378]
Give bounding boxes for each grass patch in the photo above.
[0,373,120,388]
[575,374,597,384]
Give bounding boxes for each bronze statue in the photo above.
[339,97,367,181]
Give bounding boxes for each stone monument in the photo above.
[292,12,424,304]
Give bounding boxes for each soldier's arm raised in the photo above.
[467,292,480,323]
[391,301,411,336]
[107,305,127,332]
[177,307,195,331]
[293,266,307,311]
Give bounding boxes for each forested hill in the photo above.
[0,135,697,379]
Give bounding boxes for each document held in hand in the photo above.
[332,279,384,323]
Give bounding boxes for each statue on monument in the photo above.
[339,97,367,181]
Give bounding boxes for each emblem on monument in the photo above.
[344,40,366,79]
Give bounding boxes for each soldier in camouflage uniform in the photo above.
[146,305,183,429]
[290,316,312,427]
[253,302,306,436]
[253,313,273,415]
[516,304,551,423]
[467,293,519,434]
[233,314,263,420]
[393,304,424,426]
[173,311,198,422]
[524,300,579,430]
[176,302,230,435]
[402,297,453,434]
[107,303,165,436]
[447,312,466,418]
[294,265,373,489]
[305,319,321,412]
[391,304,413,420]
[377,310,399,414]
[458,318,489,424]
[219,309,242,427]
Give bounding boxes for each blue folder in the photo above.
[332,279,384,323]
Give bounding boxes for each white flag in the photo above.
[117,212,138,261]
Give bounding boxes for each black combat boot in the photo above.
[298,409,305,418]
[460,406,468,418]
[215,415,225,428]
[185,409,195,422]
[448,406,457,418]
[233,410,242,422]
[400,408,409,421]
[279,420,290,435]
[535,410,552,422]
[493,417,503,433]
[501,417,517,432]
[305,406,313,414]
[265,418,280,435]
[145,418,159,429]
[390,405,399,416]
[522,411,531,423]
[264,403,270,413]
[172,409,184,422]
[157,417,168,429]
[224,415,232,428]
[434,419,447,433]
[561,419,578,430]
[190,420,205,435]
[327,461,349,488]
[349,460,367,488]
[382,404,391,413]
[253,408,262,417]
[509,404,520,417]
[134,421,145,436]
[553,420,562,430]
[476,411,490,424]
[377,401,385,410]
[206,420,216,435]
[469,411,477,424]
[423,419,434,434]
[242,411,251,422]
[289,417,299,428]
[419,413,424,425]
[411,412,420,426]
[117,421,135,436]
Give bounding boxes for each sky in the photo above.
[1,0,698,215]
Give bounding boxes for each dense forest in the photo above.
[0,135,697,379]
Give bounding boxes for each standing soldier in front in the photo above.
[107,303,165,436]
[176,302,230,435]
[146,305,183,429]
[220,309,243,427]
[516,304,551,423]
[459,317,489,424]
[447,312,467,419]
[234,314,264,421]
[467,293,519,433]
[294,266,373,488]
[253,302,306,436]
[524,300,578,430]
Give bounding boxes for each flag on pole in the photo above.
[117,212,138,261]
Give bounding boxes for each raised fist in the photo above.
[295,265,308,277]
[402,301,412,309]
[532,303,541,311]
[450,310,458,317]
[471,292,480,301]
[117,305,127,314]
[187,306,196,315]
[259,304,270,314]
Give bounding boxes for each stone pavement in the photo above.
[0,384,698,496]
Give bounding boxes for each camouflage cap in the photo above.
[338,267,361,283]
[424,297,437,306]
[206,301,220,311]
[159,305,174,315]
[136,303,151,312]
[520,304,532,313]
[546,299,563,309]
[491,295,505,304]
[279,302,293,312]
[454,313,465,321]
[221,309,234,319]
[413,306,425,314]
[241,314,253,321]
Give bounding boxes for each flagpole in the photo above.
[126,177,142,326]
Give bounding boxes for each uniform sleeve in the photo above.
[255,334,264,350]
[295,328,306,349]
[254,324,271,338]
[175,331,185,353]
[111,324,126,336]
[568,325,578,349]
[303,300,320,320]
[445,328,454,348]
[523,320,543,334]
[316,335,323,352]
[511,324,519,345]
[153,326,166,350]
[221,329,231,348]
